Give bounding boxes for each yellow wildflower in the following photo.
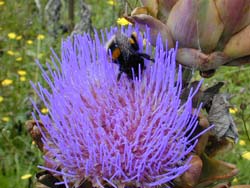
[229,107,238,114]
[21,174,32,180]
[116,17,132,26]
[2,117,10,122]
[239,139,246,146]
[32,141,35,145]
[7,50,15,56]
[26,40,33,45]
[8,32,16,39]
[16,57,22,61]
[17,70,27,76]
[0,1,5,6]
[1,79,13,86]
[41,108,49,114]
[107,0,116,5]
[16,35,22,40]
[37,34,45,40]
[232,178,238,183]
[0,96,3,103]
[20,76,26,82]
[242,151,250,160]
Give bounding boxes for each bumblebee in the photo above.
[106,32,154,81]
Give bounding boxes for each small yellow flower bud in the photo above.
[7,50,15,56]
[37,34,45,40]
[242,151,250,160]
[8,32,16,39]
[2,117,10,122]
[239,139,246,146]
[17,70,27,76]
[232,177,238,183]
[16,57,23,61]
[26,40,33,45]
[21,174,32,180]
[1,79,13,86]
[107,0,116,5]
[41,108,49,114]
[229,107,238,114]
[20,76,26,82]
[16,35,22,40]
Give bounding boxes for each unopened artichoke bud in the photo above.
[128,0,250,77]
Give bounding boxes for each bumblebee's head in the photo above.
[105,32,140,61]
[105,35,121,61]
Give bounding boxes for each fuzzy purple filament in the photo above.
[32,27,201,188]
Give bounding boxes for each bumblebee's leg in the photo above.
[138,53,155,62]
[117,71,122,81]
[113,60,119,64]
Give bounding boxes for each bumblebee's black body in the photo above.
[106,32,154,81]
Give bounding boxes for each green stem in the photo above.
[33,38,41,103]
[241,109,250,142]
[14,153,20,181]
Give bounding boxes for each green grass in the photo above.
[0,0,250,188]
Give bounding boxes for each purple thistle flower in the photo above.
[32,27,202,188]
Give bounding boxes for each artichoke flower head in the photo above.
[29,27,209,188]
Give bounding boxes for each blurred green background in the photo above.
[0,0,250,187]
